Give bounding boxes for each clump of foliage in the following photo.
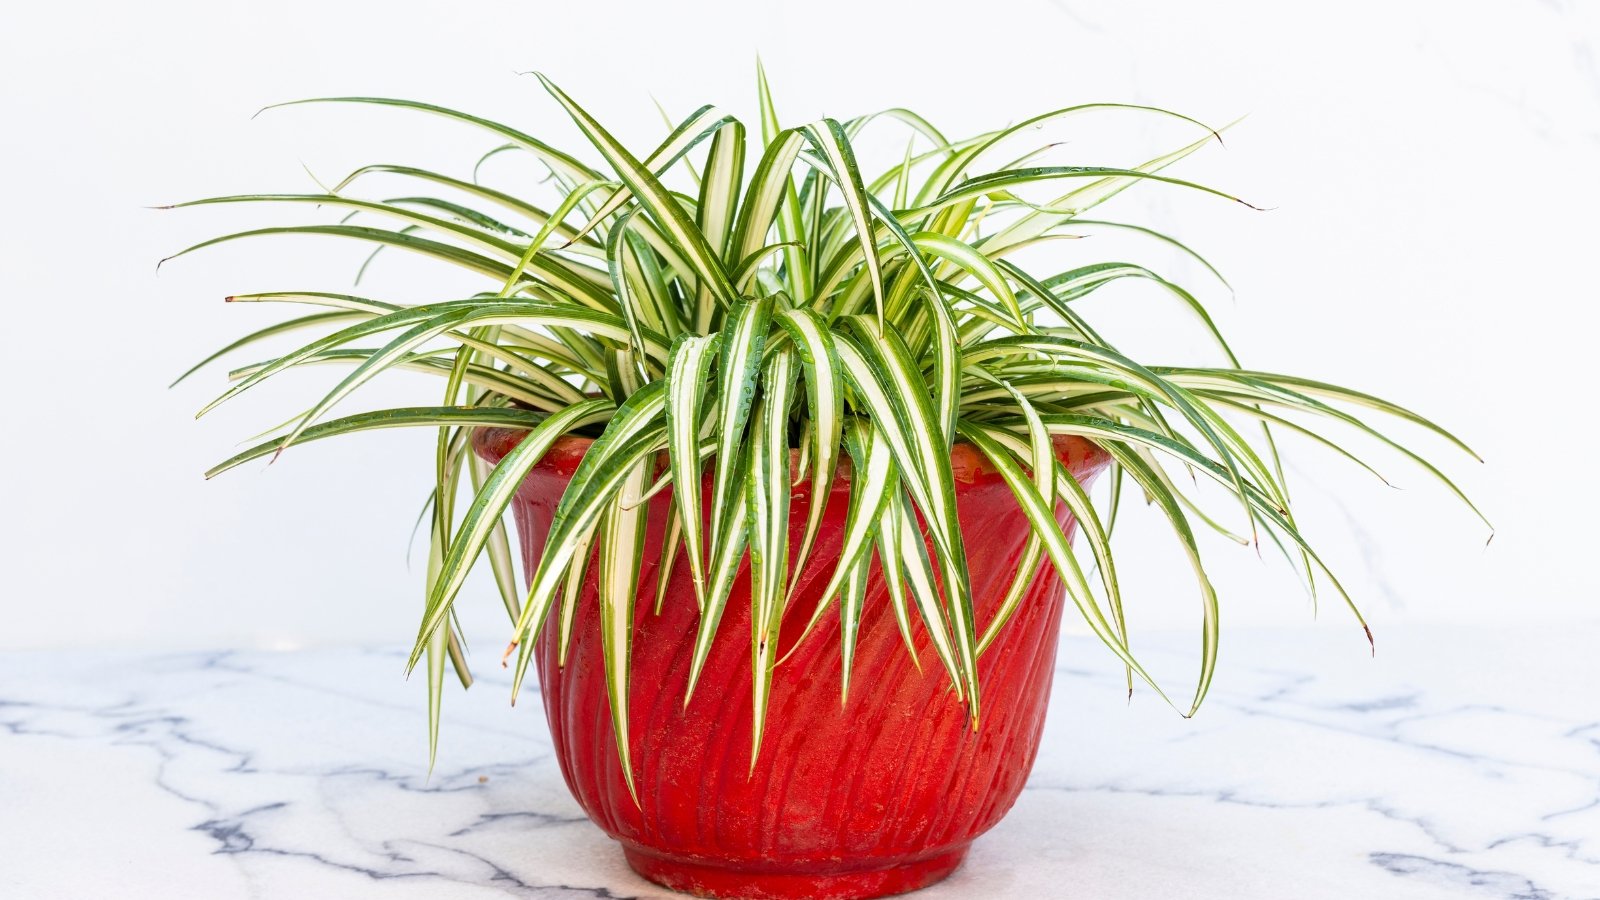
[173,66,1485,794]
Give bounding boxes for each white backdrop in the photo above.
[2,0,1595,654]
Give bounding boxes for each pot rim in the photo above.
[471,424,1110,487]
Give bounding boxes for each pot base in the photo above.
[621,843,970,900]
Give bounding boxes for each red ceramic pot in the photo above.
[475,428,1110,900]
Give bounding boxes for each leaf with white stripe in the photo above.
[405,398,613,674]
[972,378,1053,655]
[892,490,964,699]
[654,503,684,615]
[912,231,1025,326]
[469,451,522,624]
[731,128,807,280]
[755,61,811,306]
[664,334,720,610]
[978,414,1129,693]
[709,298,772,553]
[874,485,918,663]
[171,310,365,388]
[264,96,600,185]
[837,324,978,715]
[776,308,843,599]
[746,348,798,767]
[958,422,1171,708]
[557,522,598,666]
[274,303,658,459]
[505,424,669,702]
[206,406,547,478]
[571,105,738,243]
[801,120,884,321]
[685,447,750,704]
[837,549,872,703]
[534,74,738,309]
[784,416,893,655]
[597,456,651,804]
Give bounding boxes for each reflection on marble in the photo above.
[2,624,1597,899]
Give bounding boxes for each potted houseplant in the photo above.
[172,68,1484,900]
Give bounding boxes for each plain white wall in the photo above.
[2,0,1595,654]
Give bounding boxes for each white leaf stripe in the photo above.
[406,399,613,672]
[802,121,884,319]
[874,486,919,664]
[892,491,964,698]
[709,298,772,553]
[731,129,807,267]
[698,120,747,261]
[598,458,651,804]
[782,416,894,656]
[535,75,739,309]
[837,549,871,702]
[505,426,669,702]
[958,423,1171,708]
[574,105,739,244]
[557,522,597,666]
[746,348,798,767]
[775,309,843,602]
[685,450,750,704]
[206,406,548,478]
[664,335,721,609]
[840,323,979,712]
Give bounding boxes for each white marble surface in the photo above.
[4,624,1597,900]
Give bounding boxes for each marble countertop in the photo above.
[4,624,1597,900]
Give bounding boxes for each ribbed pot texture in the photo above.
[475,428,1110,900]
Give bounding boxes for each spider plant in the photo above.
[172,66,1487,792]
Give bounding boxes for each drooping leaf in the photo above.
[709,297,773,553]
[746,347,798,766]
[775,308,844,599]
[664,334,721,609]
[535,74,739,309]
[407,399,614,672]
[597,456,651,804]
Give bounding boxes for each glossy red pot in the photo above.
[475,428,1110,900]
